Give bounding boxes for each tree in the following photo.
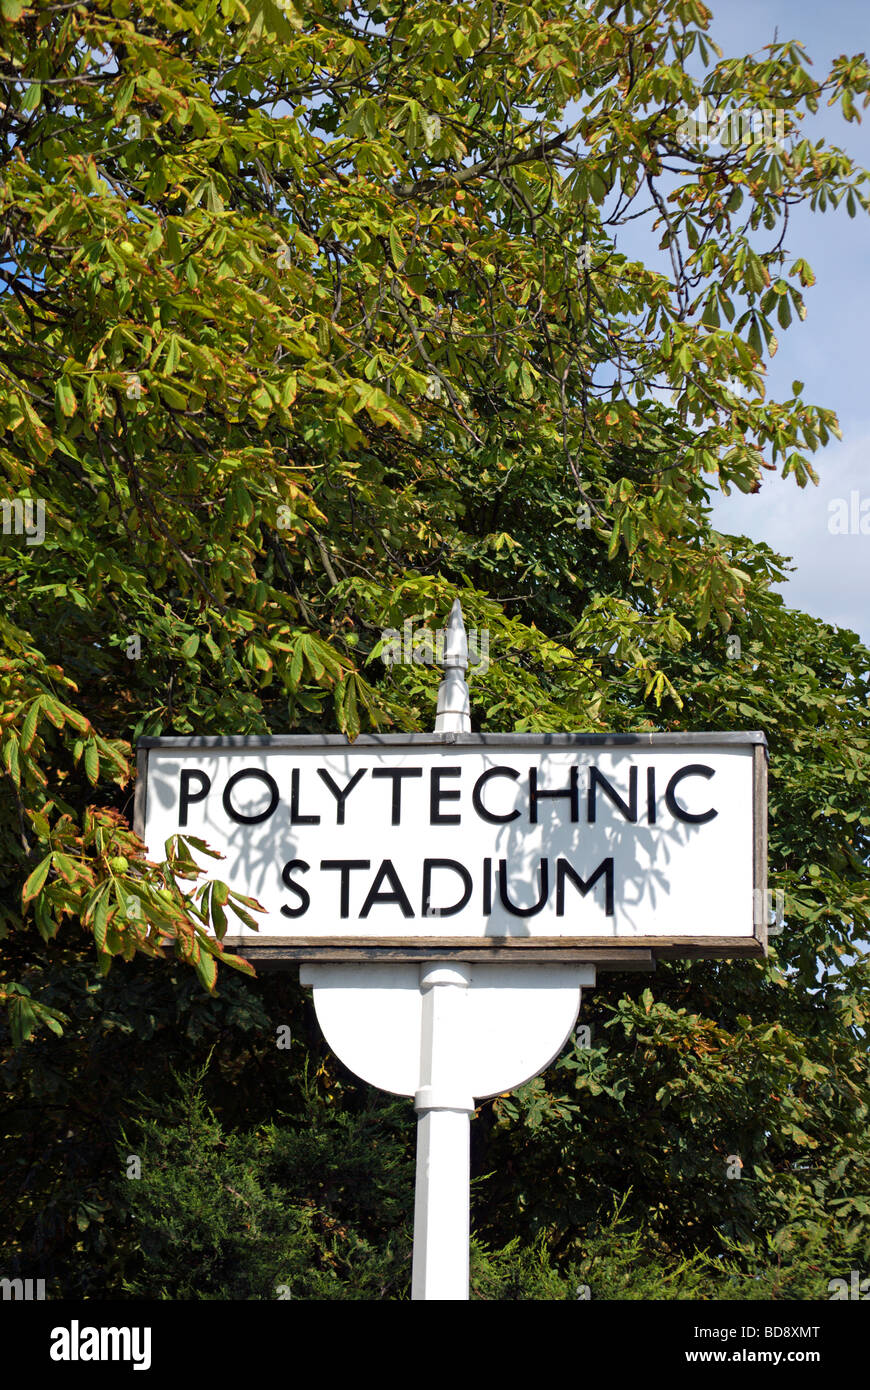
[1,0,868,1297]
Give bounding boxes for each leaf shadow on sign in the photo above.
[142,744,723,941]
[482,750,698,939]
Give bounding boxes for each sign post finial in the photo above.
[434,598,471,734]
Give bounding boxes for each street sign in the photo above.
[135,730,767,962]
[134,602,771,1301]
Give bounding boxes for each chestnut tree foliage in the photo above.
[1,0,869,1296]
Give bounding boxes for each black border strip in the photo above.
[138,730,768,751]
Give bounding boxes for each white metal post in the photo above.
[411,599,474,1300]
[411,963,474,1300]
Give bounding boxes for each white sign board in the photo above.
[135,733,767,961]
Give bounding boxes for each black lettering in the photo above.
[556,857,615,917]
[498,858,550,917]
[317,768,366,824]
[320,859,371,917]
[422,859,472,918]
[665,764,718,823]
[360,859,414,918]
[290,767,319,824]
[430,767,462,824]
[280,859,310,917]
[483,856,492,914]
[530,766,579,823]
[223,769,279,825]
[587,766,638,823]
[472,767,521,823]
[371,767,422,825]
[180,769,210,827]
[647,767,656,824]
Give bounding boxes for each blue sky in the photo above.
[566,0,867,989]
[667,1,869,644]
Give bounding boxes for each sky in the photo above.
[600,0,870,645]
[702,1,870,647]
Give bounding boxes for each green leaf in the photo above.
[21,82,41,113]
[22,855,52,903]
[389,226,405,268]
[4,736,20,786]
[8,993,38,1047]
[55,376,76,417]
[84,741,99,784]
[195,943,218,990]
[52,852,77,884]
[159,381,188,409]
[164,334,181,375]
[20,699,41,753]
[144,223,164,254]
